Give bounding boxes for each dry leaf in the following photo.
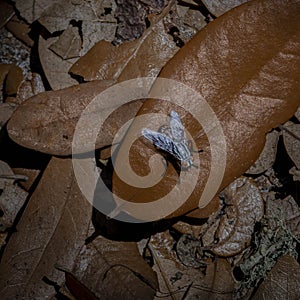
[149,231,234,299]
[0,1,14,29]
[0,183,28,232]
[266,195,300,240]
[38,36,78,90]
[7,81,147,155]
[14,0,57,24]
[206,177,264,257]
[112,0,300,220]
[69,3,179,82]
[0,63,23,97]
[246,130,280,174]
[202,0,249,17]
[0,157,92,299]
[49,25,81,60]
[252,255,300,300]
[69,235,158,299]
[0,102,17,130]
[295,106,300,121]
[5,15,34,47]
[282,122,300,169]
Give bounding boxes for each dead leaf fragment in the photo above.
[6,15,34,47]
[70,235,158,299]
[282,122,300,169]
[112,0,300,220]
[0,157,92,299]
[69,11,179,82]
[49,26,82,60]
[0,183,28,232]
[209,178,264,257]
[39,36,78,90]
[252,255,300,300]
[246,130,279,174]
[202,0,249,17]
[0,102,17,130]
[0,1,14,29]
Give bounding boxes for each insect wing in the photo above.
[170,110,187,142]
[142,128,177,157]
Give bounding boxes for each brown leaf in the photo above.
[112,0,300,220]
[0,102,17,130]
[205,177,264,257]
[246,129,280,174]
[14,0,55,24]
[70,235,158,300]
[282,122,300,169]
[49,26,81,60]
[267,195,300,240]
[252,255,300,300]
[7,81,146,155]
[69,3,179,82]
[0,157,92,299]
[202,0,249,17]
[38,36,78,90]
[5,15,34,47]
[149,231,234,299]
[0,182,28,232]
[0,63,23,97]
[0,1,14,29]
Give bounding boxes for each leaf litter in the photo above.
[1,0,300,299]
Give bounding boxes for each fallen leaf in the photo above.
[295,106,300,121]
[7,80,147,155]
[207,177,264,257]
[252,255,300,300]
[246,130,280,174]
[38,36,78,90]
[69,2,179,82]
[0,102,17,130]
[0,182,28,232]
[202,0,249,17]
[49,25,81,60]
[267,195,300,240]
[4,64,23,96]
[0,1,14,29]
[5,15,34,47]
[149,231,234,299]
[12,168,40,191]
[282,122,300,169]
[112,0,300,220]
[0,157,92,299]
[69,235,158,299]
[14,0,58,24]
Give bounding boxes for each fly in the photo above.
[142,110,202,170]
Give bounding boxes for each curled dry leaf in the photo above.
[69,235,158,300]
[246,130,279,174]
[205,177,264,257]
[7,80,147,156]
[266,195,300,240]
[112,0,300,220]
[252,255,300,300]
[282,122,300,169]
[150,231,234,299]
[0,157,92,299]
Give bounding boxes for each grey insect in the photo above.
[142,110,201,170]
